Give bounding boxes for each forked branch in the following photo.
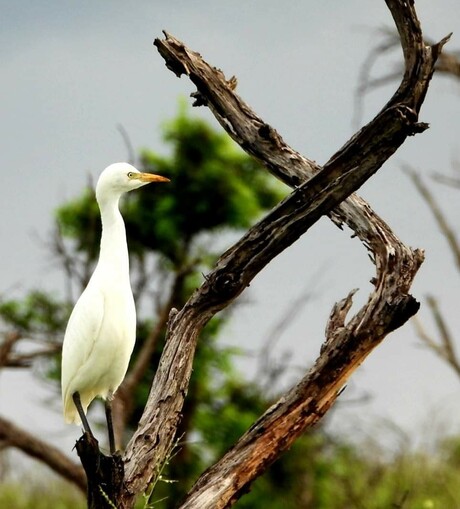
[116,1,449,507]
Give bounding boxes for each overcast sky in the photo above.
[1,0,460,463]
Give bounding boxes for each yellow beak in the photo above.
[138,172,170,183]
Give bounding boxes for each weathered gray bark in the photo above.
[65,1,449,507]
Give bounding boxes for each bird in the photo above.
[61,162,170,453]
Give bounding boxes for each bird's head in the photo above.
[96,163,169,202]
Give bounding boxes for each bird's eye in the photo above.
[127,172,134,178]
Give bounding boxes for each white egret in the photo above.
[61,162,169,453]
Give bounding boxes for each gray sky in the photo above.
[1,0,460,462]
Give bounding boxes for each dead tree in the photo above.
[117,1,449,507]
[354,15,460,383]
[0,1,451,508]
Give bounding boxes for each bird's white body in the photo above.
[61,163,168,425]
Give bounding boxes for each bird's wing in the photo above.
[61,282,105,418]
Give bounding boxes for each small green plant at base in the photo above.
[139,434,183,509]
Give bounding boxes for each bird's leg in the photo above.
[105,391,116,455]
[72,392,94,437]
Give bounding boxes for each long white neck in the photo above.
[95,194,130,282]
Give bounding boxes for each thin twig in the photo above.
[0,415,86,492]
[117,124,136,166]
[403,166,460,271]
[0,331,21,368]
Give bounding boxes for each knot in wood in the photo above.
[395,104,418,124]
[258,123,273,140]
[191,90,207,107]
[212,271,241,299]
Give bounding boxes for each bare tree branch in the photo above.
[50,225,80,302]
[414,296,460,379]
[112,270,186,444]
[0,415,86,492]
[2,344,61,369]
[353,28,401,128]
[354,22,458,126]
[117,124,137,166]
[403,166,460,271]
[256,282,315,388]
[0,332,21,368]
[113,1,448,507]
[436,48,460,79]
[432,172,460,189]
[427,295,457,361]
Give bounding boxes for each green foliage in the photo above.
[55,188,101,261]
[134,104,285,265]
[56,103,286,267]
[134,426,460,509]
[230,434,460,508]
[5,432,460,509]
[0,290,70,337]
[130,114,285,265]
[0,480,85,509]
